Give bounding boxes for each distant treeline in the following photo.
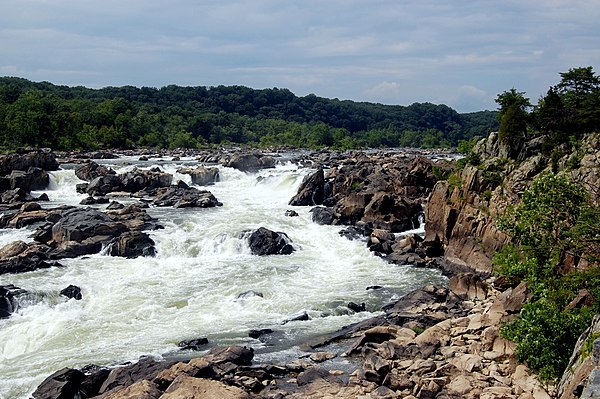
[0,77,498,151]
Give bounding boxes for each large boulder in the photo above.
[0,284,29,318]
[31,367,85,399]
[51,208,127,245]
[247,227,294,255]
[289,169,326,206]
[224,153,275,172]
[152,185,222,208]
[309,206,335,225]
[85,174,123,196]
[108,231,156,258]
[8,167,49,191]
[177,166,220,186]
[120,167,173,193]
[161,375,249,399]
[0,151,59,175]
[75,161,115,182]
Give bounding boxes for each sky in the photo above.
[1,0,599,113]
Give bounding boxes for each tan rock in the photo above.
[102,380,161,399]
[480,386,515,399]
[450,353,483,373]
[160,375,249,399]
[309,352,336,363]
[444,374,474,395]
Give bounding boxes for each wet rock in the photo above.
[248,328,274,339]
[309,206,335,225]
[177,166,220,186]
[289,169,325,206]
[178,337,209,350]
[60,285,82,300]
[152,186,222,208]
[224,153,275,172]
[282,310,310,324]
[285,209,299,217]
[0,151,59,175]
[75,161,115,182]
[31,367,85,399]
[366,285,384,290]
[248,227,294,255]
[120,167,173,193]
[236,290,264,300]
[202,345,254,366]
[309,352,337,363]
[98,356,175,395]
[0,284,28,318]
[80,196,109,205]
[50,208,127,245]
[348,302,366,312]
[108,231,156,258]
[8,167,49,192]
[79,365,111,398]
[86,174,123,196]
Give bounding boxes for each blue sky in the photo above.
[1,0,599,112]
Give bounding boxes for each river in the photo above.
[0,156,445,398]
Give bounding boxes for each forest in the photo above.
[0,77,498,151]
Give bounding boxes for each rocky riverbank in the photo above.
[4,141,599,398]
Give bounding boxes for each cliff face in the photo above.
[425,131,600,273]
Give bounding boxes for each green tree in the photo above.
[495,89,531,149]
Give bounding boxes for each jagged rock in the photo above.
[309,206,334,225]
[224,153,275,172]
[0,284,28,318]
[80,196,110,205]
[0,151,59,175]
[75,161,115,182]
[178,337,209,350]
[202,345,254,366]
[98,356,175,395]
[31,367,85,399]
[236,290,264,300]
[60,285,82,300]
[152,186,222,208]
[285,209,299,217]
[86,174,123,196]
[50,208,127,245]
[8,167,49,191]
[120,167,173,192]
[101,379,162,399]
[108,231,156,258]
[177,166,220,186]
[448,273,488,300]
[282,310,310,324]
[248,328,273,339]
[348,302,366,312]
[289,169,325,206]
[247,227,294,255]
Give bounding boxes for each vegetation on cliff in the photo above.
[0,77,497,151]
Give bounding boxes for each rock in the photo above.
[285,209,299,217]
[289,169,326,206]
[309,352,337,363]
[101,379,162,399]
[8,167,49,192]
[50,208,127,245]
[0,284,28,318]
[236,290,264,300]
[348,302,366,312]
[86,174,123,196]
[60,285,82,300]
[0,151,59,175]
[224,153,275,172]
[120,167,173,192]
[309,206,335,225]
[152,186,222,208]
[75,161,115,182]
[202,345,254,366]
[178,337,209,350]
[108,231,156,258]
[79,365,111,398]
[98,356,174,395]
[161,375,250,399]
[249,328,273,339]
[282,310,310,324]
[247,227,294,255]
[448,273,488,300]
[31,367,85,399]
[80,196,109,205]
[177,166,220,186]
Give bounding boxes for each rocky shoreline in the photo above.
[1,143,598,398]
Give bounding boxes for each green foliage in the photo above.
[0,77,498,150]
[457,136,481,154]
[496,172,600,381]
[447,172,463,195]
[581,332,600,360]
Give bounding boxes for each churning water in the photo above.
[0,157,445,398]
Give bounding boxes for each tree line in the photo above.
[0,77,497,151]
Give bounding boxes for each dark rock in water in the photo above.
[0,151,59,175]
[31,367,85,399]
[285,209,299,217]
[347,302,366,312]
[248,328,274,339]
[50,208,126,244]
[85,174,122,196]
[177,166,220,186]
[79,196,109,205]
[0,257,57,275]
[282,310,310,324]
[236,290,264,300]
[60,285,82,300]
[248,227,294,256]
[289,169,325,206]
[8,167,49,192]
[178,337,209,350]
[106,201,125,210]
[152,186,222,208]
[139,156,149,161]
[108,231,156,258]
[310,206,335,225]
[339,224,371,240]
[79,365,110,399]
[224,153,275,172]
[75,161,115,182]
[36,193,50,202]
[366,285,383,290]
[0,284,28,318]
[120,167,173,193]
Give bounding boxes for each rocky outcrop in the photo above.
[223,153,276,172]
[0,150,59,175]
[0,284,29,318]
[75,161,116,182]
[177,166,220,186]
[247,227,294,255]
[289,169,326,206]
[152,184,223,208]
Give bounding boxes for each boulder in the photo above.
[248,328,274,339]
[0,284,28,318]
[282,310,310,324]
[202,345,254,366]
[289,169,325,206]
[224,153,275,172]
[247,227,294,255]
[161,375,249,399]
[0,151,59,175]
[178,337,209,350]
[285,209,299,217]
[101,379,162,399]
[120,167,173,192]
[152,186,222,208]
[75,161,115,182]
[31,367,85,399]
[108,231,156,258]
[50,208,127,245]
[177,166,220,186]
[80,196,110,205]
[448,273,488,301]
[86,174,123,196]
[309,206,335,225]
[98,356,175,395]
[60,285,82,300]
[8,167,49,191]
